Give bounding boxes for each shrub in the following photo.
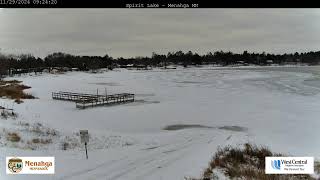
[32,138,40,143]
[15,98,23,104]
[6,132,21,142]
[201,143,315,180]
[315,162,320,176]
[32,138,52,144]
[0,80,35,101]
[40,139,52,144]
[1,111,8,119]
[62,142,69,150]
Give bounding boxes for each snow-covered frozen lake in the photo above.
[1,66,320,180]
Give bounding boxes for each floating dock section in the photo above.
[52,91,134,109]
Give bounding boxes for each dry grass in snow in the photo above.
[0,80,35,103]
[196,143,316,180]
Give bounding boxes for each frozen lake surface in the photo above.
[1,66,320,180]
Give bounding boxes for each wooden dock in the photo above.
[52,91,134,109]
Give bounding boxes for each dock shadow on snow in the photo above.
[124,99,160,106]
[163,124,248,132]
[135,93,156,97]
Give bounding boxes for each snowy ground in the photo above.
[1,66,320,180]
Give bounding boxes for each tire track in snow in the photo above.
[64,132,216,180]
[58,156,129,180]
[129,133,240,180]
[106,138,196,180]
[92,138,197,180]
[63,130,246,180]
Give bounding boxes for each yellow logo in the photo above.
[7,158,23,173]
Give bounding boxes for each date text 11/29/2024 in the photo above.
[126,3,199,8]
[0,0,57,5]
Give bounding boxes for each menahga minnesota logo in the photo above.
[6,156,55,174]
[7,158,23,173]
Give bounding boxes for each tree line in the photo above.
[1,50,320,77]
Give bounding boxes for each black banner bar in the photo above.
[0,0,314,8]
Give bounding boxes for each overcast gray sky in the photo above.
[0,9,320,58]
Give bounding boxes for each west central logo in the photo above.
[271,160,281,170]
[7,158,23,173]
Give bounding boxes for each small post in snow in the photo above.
[80,130,89,159]
[85,142,88,159]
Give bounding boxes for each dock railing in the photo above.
[52,91,134,109]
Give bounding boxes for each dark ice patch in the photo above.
[163,124,213,131]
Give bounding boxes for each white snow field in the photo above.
[1,66,320,180]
